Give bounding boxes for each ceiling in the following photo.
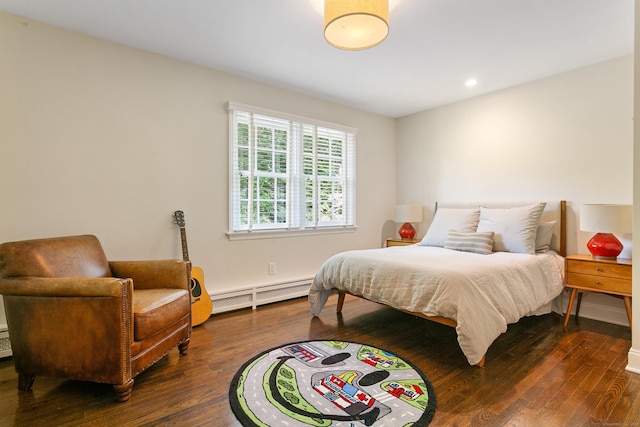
[0,0,634,118]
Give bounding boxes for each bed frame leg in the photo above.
[336,292,345,313]
[476,354,486,368]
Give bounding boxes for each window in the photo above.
[227,102,356,239]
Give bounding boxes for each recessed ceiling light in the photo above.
[465,79,478,87]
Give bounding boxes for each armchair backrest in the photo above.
[0,235,112,278]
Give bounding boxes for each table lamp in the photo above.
[580,204,632,259]
[395,204,423,240]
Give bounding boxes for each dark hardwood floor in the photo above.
[1,294,638,426]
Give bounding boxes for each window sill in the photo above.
[227,226,357,241]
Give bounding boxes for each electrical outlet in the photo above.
[268,262,277,275]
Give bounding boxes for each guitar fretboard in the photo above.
[179,227,190,262]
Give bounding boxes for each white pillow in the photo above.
[476,203,546,254]
[535,221,555,253]
[419,208,480,247]
[445,230,495,255]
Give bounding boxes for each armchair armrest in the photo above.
[109,260,190,291]
[0,276,130,297]
[0,276,134,384]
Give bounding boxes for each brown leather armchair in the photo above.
[0,235,192,402]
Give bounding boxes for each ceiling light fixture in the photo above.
[324,0,389,50]
[465,79,478,87]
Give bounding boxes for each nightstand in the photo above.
[563,254,632,331]
[385,238,420,247]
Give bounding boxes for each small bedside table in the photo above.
[563,254,632,331]
[385,238,420,247]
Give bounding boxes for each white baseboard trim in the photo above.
[626,348,640,374]
[561,295,630,327]
[210,277,313,314]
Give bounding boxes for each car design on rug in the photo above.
[312,372,377,415]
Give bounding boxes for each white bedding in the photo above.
[308,244,565,365]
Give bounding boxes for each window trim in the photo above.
[226,102,357,240]
[226,225,357,241]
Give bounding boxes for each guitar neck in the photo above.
[179,227,190,262]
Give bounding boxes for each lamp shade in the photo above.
[395,204,423,223]
[580,204,632,234]
[395,205,423,239]
[580,204,632,259]
[324,0,389,50]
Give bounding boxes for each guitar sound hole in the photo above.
[191,278,202,298]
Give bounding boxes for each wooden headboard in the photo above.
[434,200,567,257]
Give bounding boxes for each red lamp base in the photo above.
[586,232,623,260]
[398,222,416,239]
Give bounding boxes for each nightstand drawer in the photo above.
[386,239,420,247]
[566,272,631,295]
[566,259,631,280]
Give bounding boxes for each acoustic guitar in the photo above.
[173,210,212,327]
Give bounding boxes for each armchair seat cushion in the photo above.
[133,289,190,341]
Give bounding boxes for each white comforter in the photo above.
[308,245,565,365]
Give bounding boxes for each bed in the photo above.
[308,200,567,367]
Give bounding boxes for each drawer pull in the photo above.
[595,281,600,285]
[595,267,601,272]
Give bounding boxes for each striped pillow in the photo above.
[445,231,495,255]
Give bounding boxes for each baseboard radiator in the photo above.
[0,327,11,358]
[210,277,313,314]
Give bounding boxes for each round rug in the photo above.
[229,340,436,426]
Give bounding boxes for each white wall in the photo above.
[0,12,397,294]
[397,55,634,324]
